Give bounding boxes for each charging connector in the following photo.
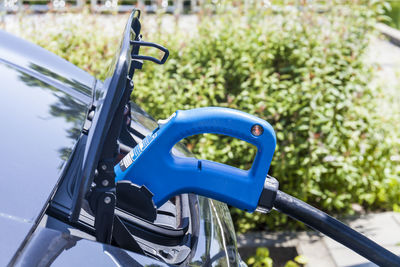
[114,107,400,266]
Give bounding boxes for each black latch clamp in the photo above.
[130,40,169,65]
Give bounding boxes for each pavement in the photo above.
[324,212,400,267]
[237,212,400,267]
[367,26,400,122]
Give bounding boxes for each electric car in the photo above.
[0,10,245,266]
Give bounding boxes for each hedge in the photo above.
[2,1,400,232]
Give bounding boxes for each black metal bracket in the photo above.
[88,61,134,243]
[89,160,116,243]
[85,8,169,245]
[116,181,157,222]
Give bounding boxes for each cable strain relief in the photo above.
[256,175,279,213]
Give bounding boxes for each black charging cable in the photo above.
[257,176,400,267]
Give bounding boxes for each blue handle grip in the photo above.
[115,107,276,212]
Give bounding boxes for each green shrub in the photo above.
[134,1,400,231]
[3,1,400,232]
[0,11,127,81]
[385,0,400,29]
[247,247,273,267]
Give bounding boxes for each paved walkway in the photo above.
[367,32,400,135]
[321,212,400,267]
[237,212,400,267]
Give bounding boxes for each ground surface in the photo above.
[238,212,400,267]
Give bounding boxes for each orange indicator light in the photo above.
[251,124,264,136]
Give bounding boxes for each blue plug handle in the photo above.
[115,107,276,212]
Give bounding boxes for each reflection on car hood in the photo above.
[0,30,95,99]
[0,60,88,223]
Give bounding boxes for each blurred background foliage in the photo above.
[1,0,400,232]
[385,0,400,29]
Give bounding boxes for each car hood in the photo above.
[0,30,93,223]
[0,30,95,99]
